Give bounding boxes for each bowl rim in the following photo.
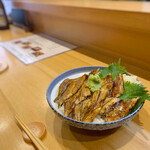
[46,66,144,125]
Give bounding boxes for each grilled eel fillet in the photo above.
[54,78,72,102]
[100,97,139,122]
[55,69,139,123]
[72,98,92,121]
[83,73,138,122]
[64,80,91,117]
[58,74,87,107]
[111,73,124,97]
[82,75,113,122]
[65,69,99,119]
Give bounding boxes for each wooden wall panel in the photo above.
[3,1,150,72]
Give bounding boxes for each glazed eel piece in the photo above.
[100,97,139,122]
[55,69,138,123]
[64,69,100,117]
[81,73,124,122]
[64,80,91,117]
[58,74,87,107]
[72,98,92,121]
[54,78,72,102]
[82,75,113,122]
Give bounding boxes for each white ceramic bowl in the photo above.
[46,66,144,130]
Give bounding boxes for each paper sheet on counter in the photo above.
[3,34,78,65]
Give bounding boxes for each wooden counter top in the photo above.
[3,0,150,13]
[3,0,150,72]
[0,26,150,150]
[2,0,150,76]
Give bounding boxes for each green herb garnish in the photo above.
[87,74,101,92]
[99,59,127,80]
[119,81,150,113]
[119,81,150,101]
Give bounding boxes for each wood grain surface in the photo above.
[0,26,150,150]
[3,0,150,13]
[3,0,150,72]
